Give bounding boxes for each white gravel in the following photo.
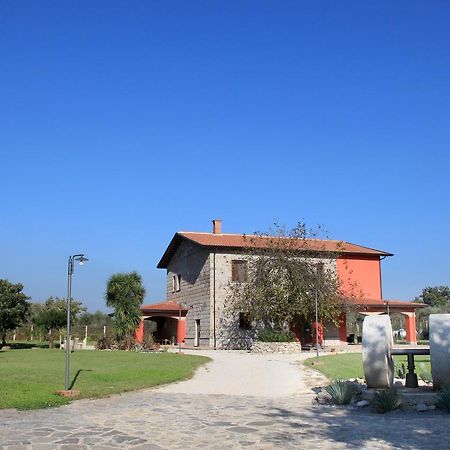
[157,349,326,397]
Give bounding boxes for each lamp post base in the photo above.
[56,389,80,398]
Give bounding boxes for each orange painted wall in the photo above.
[337,256,382,300]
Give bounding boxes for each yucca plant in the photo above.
[371,388,402,413]
[436,384,450,412]
[325,380,356,405]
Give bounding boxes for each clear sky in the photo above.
[1,1,449,312]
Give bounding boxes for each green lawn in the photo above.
[304,352,431,381]
[0,348,209,410]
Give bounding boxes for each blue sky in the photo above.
[1,1,449,311]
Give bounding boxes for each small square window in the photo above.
[239,313,252,330]
[232,260,248,282]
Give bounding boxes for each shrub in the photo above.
[257,330,295,342]
[436,384,450,412]
[325,380,357,405]
[371,388,402,413]
[96,335,113,350]
[417,362,432,384]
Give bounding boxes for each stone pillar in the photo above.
[177,318,186,344]
[135,319,144,343]
[403,312,417,344]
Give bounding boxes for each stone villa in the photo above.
[135,220,423,348]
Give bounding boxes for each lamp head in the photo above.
[74,255,89,266]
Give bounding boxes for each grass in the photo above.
[305,352,431,381]
[0,348,209,410]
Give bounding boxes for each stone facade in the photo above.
[165,241,337,349]
[166,240,211,347]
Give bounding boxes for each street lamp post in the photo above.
[65,254,88,391]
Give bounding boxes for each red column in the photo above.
[135,320,144,343]
[312,322,323,345]
[338,313,347,343]
[404,313,417,344]
[177,319,186,344]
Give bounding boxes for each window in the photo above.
[172,274,181,293]
[239,313,252,330]
[231,260,248,282]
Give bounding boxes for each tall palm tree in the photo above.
[106,271,146,348]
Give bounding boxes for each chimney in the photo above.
[212,219,222,234]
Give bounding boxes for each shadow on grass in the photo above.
[69,369,93,390]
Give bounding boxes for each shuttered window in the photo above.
[231,260,248,282]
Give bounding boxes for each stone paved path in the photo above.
[0,350,449,449]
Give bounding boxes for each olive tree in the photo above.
[226,223,358,336]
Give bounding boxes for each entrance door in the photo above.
[194,319,201,347]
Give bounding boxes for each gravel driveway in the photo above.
[0,349,449,449]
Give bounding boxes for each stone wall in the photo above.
[167,240,211,347]
[250,341,303,353]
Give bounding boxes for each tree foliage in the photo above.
[227,223,357,332]
[33,297,86,348]
[105,271,146,347]
[78,310,112,327]
[0,279,30,346]
[414,286,450,307]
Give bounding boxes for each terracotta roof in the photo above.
[351,298,426,309]
[157,232,393,268]
[141,301,188,313]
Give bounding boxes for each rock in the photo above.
[316,391,331,405]
[394,381,404,387]
[415,403,429,412]
[355,400,369,408]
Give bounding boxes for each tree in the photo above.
[78,310,111,327]
[414,286,450,307]
[0,279,30,347]
[105,271,146,348]
[227,223,357,335]
[33,297,86,348]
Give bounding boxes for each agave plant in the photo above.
[436,384,450,412]
[371,388,402,413]
[324,380,356,405]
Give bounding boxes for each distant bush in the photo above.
[395,362,407,379]
[257,330,296,342]
[97,334,159,352]
[325,380,357,405]
[96,335,114,350]
[371,388,402,413]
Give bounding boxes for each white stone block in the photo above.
[429,314,450,389]
[362,315,394,388]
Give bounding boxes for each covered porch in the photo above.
[339,300,426,345]
[135,301,188,345]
